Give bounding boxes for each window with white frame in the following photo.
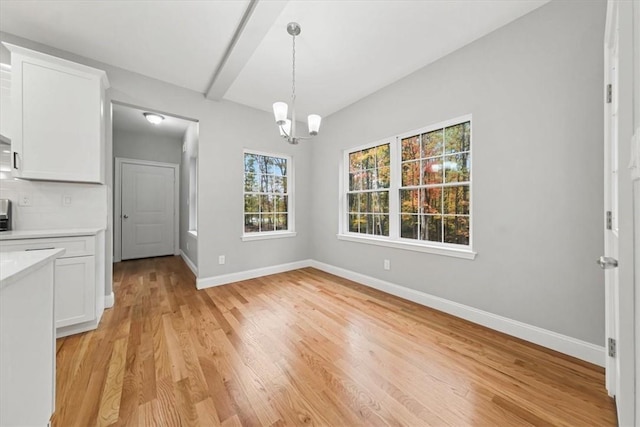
[243,151,291,234]
[189,157,197,233]
[347,143,390,236]
[341,116,472,256]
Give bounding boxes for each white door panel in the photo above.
[121,162,175,260]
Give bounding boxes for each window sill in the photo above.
[241,231,297,242]
[188,230,198,238]
[336,233,476,260]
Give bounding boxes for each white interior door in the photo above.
[602,2,635,425]
[121,162,175,260]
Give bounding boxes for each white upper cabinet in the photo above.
[5,43,109,183]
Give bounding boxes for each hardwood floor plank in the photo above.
[52,257,616,427]
[97,337,128,426]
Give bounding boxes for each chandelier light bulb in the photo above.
[308,114,321,136]
[273,102,288,125]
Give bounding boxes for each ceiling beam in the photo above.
[205,0,287,101]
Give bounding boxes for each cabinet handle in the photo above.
[12,152,18,169]
[25,247,56,251]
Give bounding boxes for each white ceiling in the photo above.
[0,0,550,119]
[112,104,193,140]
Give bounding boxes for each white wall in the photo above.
[0,179,106,230]
[311,0,607,345]
[113,128,182,165]
[180,121,198,267]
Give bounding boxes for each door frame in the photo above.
[114,157,180,262]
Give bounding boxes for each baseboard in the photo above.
[196,259,312,290]
[56,317,100,338]
[180,250,198,276]
[104,292,114,308]
[309,260,606,367]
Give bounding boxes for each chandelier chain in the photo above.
[292,33,296,103]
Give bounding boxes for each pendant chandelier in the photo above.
[272,22,321,145]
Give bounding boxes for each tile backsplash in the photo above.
[0,178,107,230]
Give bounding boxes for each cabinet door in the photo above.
[19,61,102,182]
[55,256,96,328]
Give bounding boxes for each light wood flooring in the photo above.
[52,256,616,426]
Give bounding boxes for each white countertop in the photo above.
[0,228,103,241]
[0,248,65,290]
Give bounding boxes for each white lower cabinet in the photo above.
[54,256,95,328]
[0,231,104,337]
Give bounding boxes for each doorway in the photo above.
[111,103,198,265]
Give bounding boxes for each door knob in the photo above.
[123,214,129,219]
[597,256,618,269]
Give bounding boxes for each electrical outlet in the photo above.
[384,259,390,270]
[186,242,190,250]
[218,255,226,265]
[19,194,32,206]
[62,195,72,206]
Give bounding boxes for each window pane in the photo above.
[378,191,389,213]
[376,144,390,168]
[444,153,470,183]
[443,185,469,215]
[400,189,418,213]
[400,214,419,239]
[444,215,470,245]
[349,214,359,232]
[402,161,420,186]
[445,122,470,154]
[349,172,363,191]
[272,176,286,194]
[259,195,273,212]
[363,170,376,190]
[365,214,375,234]
[272,157,287,176]
[422,129,443,158]
[260,214,274,231]
[422,158,443,184]
[244,214,259,233]
[420,215,442,242]
[349,151,363,172]
[348,193,358,213]
[275,214,288,230]
[244,195,259,213]
[421,187,442,214]
[362,148,376,169]
[244,154,258,173]
[274,195,287,212]
[244,173,259,192]
[377,166,390,188]
[359,193,369,213]
[373,214,389,236]
[402,136,420,161]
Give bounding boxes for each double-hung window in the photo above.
[243,150,294,240]
[347,143,390,236]
[340,115,474,258]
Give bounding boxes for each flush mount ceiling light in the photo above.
[143,112,165,125]
[273,22,321,145]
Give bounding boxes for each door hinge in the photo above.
[606,211,612,230]
[608,337,616,358]
[606,84,612,103]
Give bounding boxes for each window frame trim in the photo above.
[242,148,295,240]
[338,114,475,259]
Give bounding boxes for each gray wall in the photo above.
[0,29,313,289]
[310,0,607,345]
[113,128,182,165]
[180,122,198,266]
